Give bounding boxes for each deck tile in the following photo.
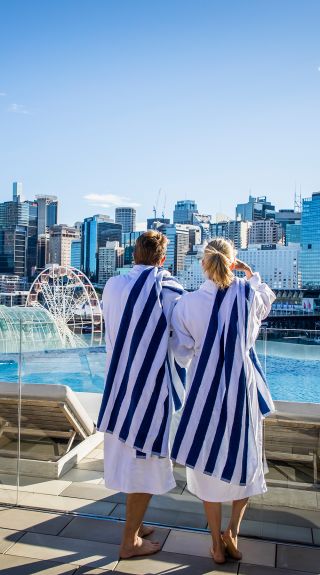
[6,532,119,570]
[115,550,237,574]
[0,508,73,535]
[277,543,320,572]
[0,555,78,574]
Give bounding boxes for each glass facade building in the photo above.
[173,200,198,224]
[301,192,320,287]
[71,239,81,269]
[81,215,122,281]
[115,207,136,233]
[236,195,275,221]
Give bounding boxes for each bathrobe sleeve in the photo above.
[247,273,276,347]
[171,297,195,367]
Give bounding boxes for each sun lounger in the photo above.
[0,382,103,478]
[265,400,320,484]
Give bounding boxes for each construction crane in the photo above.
[162,193,167,219]
[153,188,161,219]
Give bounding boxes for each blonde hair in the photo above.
[134,230,168,266]
[202,237,236,289]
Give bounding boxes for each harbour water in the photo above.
[0,339,319,403]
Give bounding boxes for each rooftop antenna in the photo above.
[153,188,161,220]
[294,187,302,212]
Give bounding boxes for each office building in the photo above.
[173,200,198,224]
[177,245,205,291]
[0,226,28,277]
[36,195,58,235]
[71,239,81,269]
[248,219,282,246]
[81,215,122,280]
[192,213,212,242]
[286,222,301,245]
[275,209,301,244]
[301,192,320,287]
[122,231,143,265]
[147,217,170,230]
[237,245,301,289]
[37,234,50,269]
[12,182,24,202]
[210,219,251,249]
[49,225,80,267]
[98,241,124,285]
[159,223,201,275]
[115,207,136,233]
[236,195,275,221]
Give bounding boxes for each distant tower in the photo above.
[12,182,23,202]
[173,200,198,224]
[115,207,136,233]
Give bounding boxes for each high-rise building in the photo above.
[236,195,275,221]
[159,223,201,275]
[49,225,80,267]
[71,239,81,269]
[26,200,38,277]
[248,219,282,246]
[177,245,205,291]
[238,245,301,289]
[122,231,144,265]
[98,241,124,285]
[300,192,320,287]
[0,226,28,277]
[115,207,136,233]
[36,195,58,235]
[12,182,24,202]
[173,200,198,224]
[275,209,301,244]
[81,215,122,280]
[37,234,50,269]
[147,217,170,230]
[192,213,212,242]
[210,220,251,249]
[286,222,301,246]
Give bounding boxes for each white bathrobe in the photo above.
[97,264,184,494]
[171,273,276,502]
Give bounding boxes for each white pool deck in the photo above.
[0,393,319,573]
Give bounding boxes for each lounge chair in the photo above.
[265,400,320,485]
[0,382,103,478]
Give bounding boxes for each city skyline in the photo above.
[1,1,320,225]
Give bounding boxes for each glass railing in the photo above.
[0,323,319,526]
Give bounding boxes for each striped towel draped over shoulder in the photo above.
[97,266,185,458]
[171,279,274,486]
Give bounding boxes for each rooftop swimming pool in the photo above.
[0,340,320,403]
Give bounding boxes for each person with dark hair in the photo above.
[171,237,275,564]
[97,231,185,559]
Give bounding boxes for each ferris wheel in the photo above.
[26,265,103,347]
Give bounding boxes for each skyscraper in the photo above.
[81,215,122,280]
[236,195,275,221]
[12,182,23,202]
[98,241,124,285]
[49,224,80,267]
[36,195,58,235]
[301,192,320,287]
[115,207,136,233]
[173,200,198,224]
[248,220,282,246]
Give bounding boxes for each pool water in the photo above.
[0,341,319,403]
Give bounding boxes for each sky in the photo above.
[0,0,320,227]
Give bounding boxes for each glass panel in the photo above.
[0,311,22,506]
[16,314,105,511]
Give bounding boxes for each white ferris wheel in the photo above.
[26,265,103,348]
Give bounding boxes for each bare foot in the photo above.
[120,536,161,559]
[138,524,155,538]
[210,544,226,565]
[222,532,242,560]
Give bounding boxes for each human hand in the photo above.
[234,259,253,279]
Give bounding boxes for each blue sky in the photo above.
[0,0,320,227]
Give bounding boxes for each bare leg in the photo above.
[120,493,160,559]
[138,524,155,537]
[203,501,225,564]
[222,497,249,560]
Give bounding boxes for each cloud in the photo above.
[0,92,6,97]
[84,193,140,209]
[9,103,31,115]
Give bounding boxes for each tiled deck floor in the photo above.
[0,442,319,573]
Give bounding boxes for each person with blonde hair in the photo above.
[171,237,275,564]
[97,231,185,559]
